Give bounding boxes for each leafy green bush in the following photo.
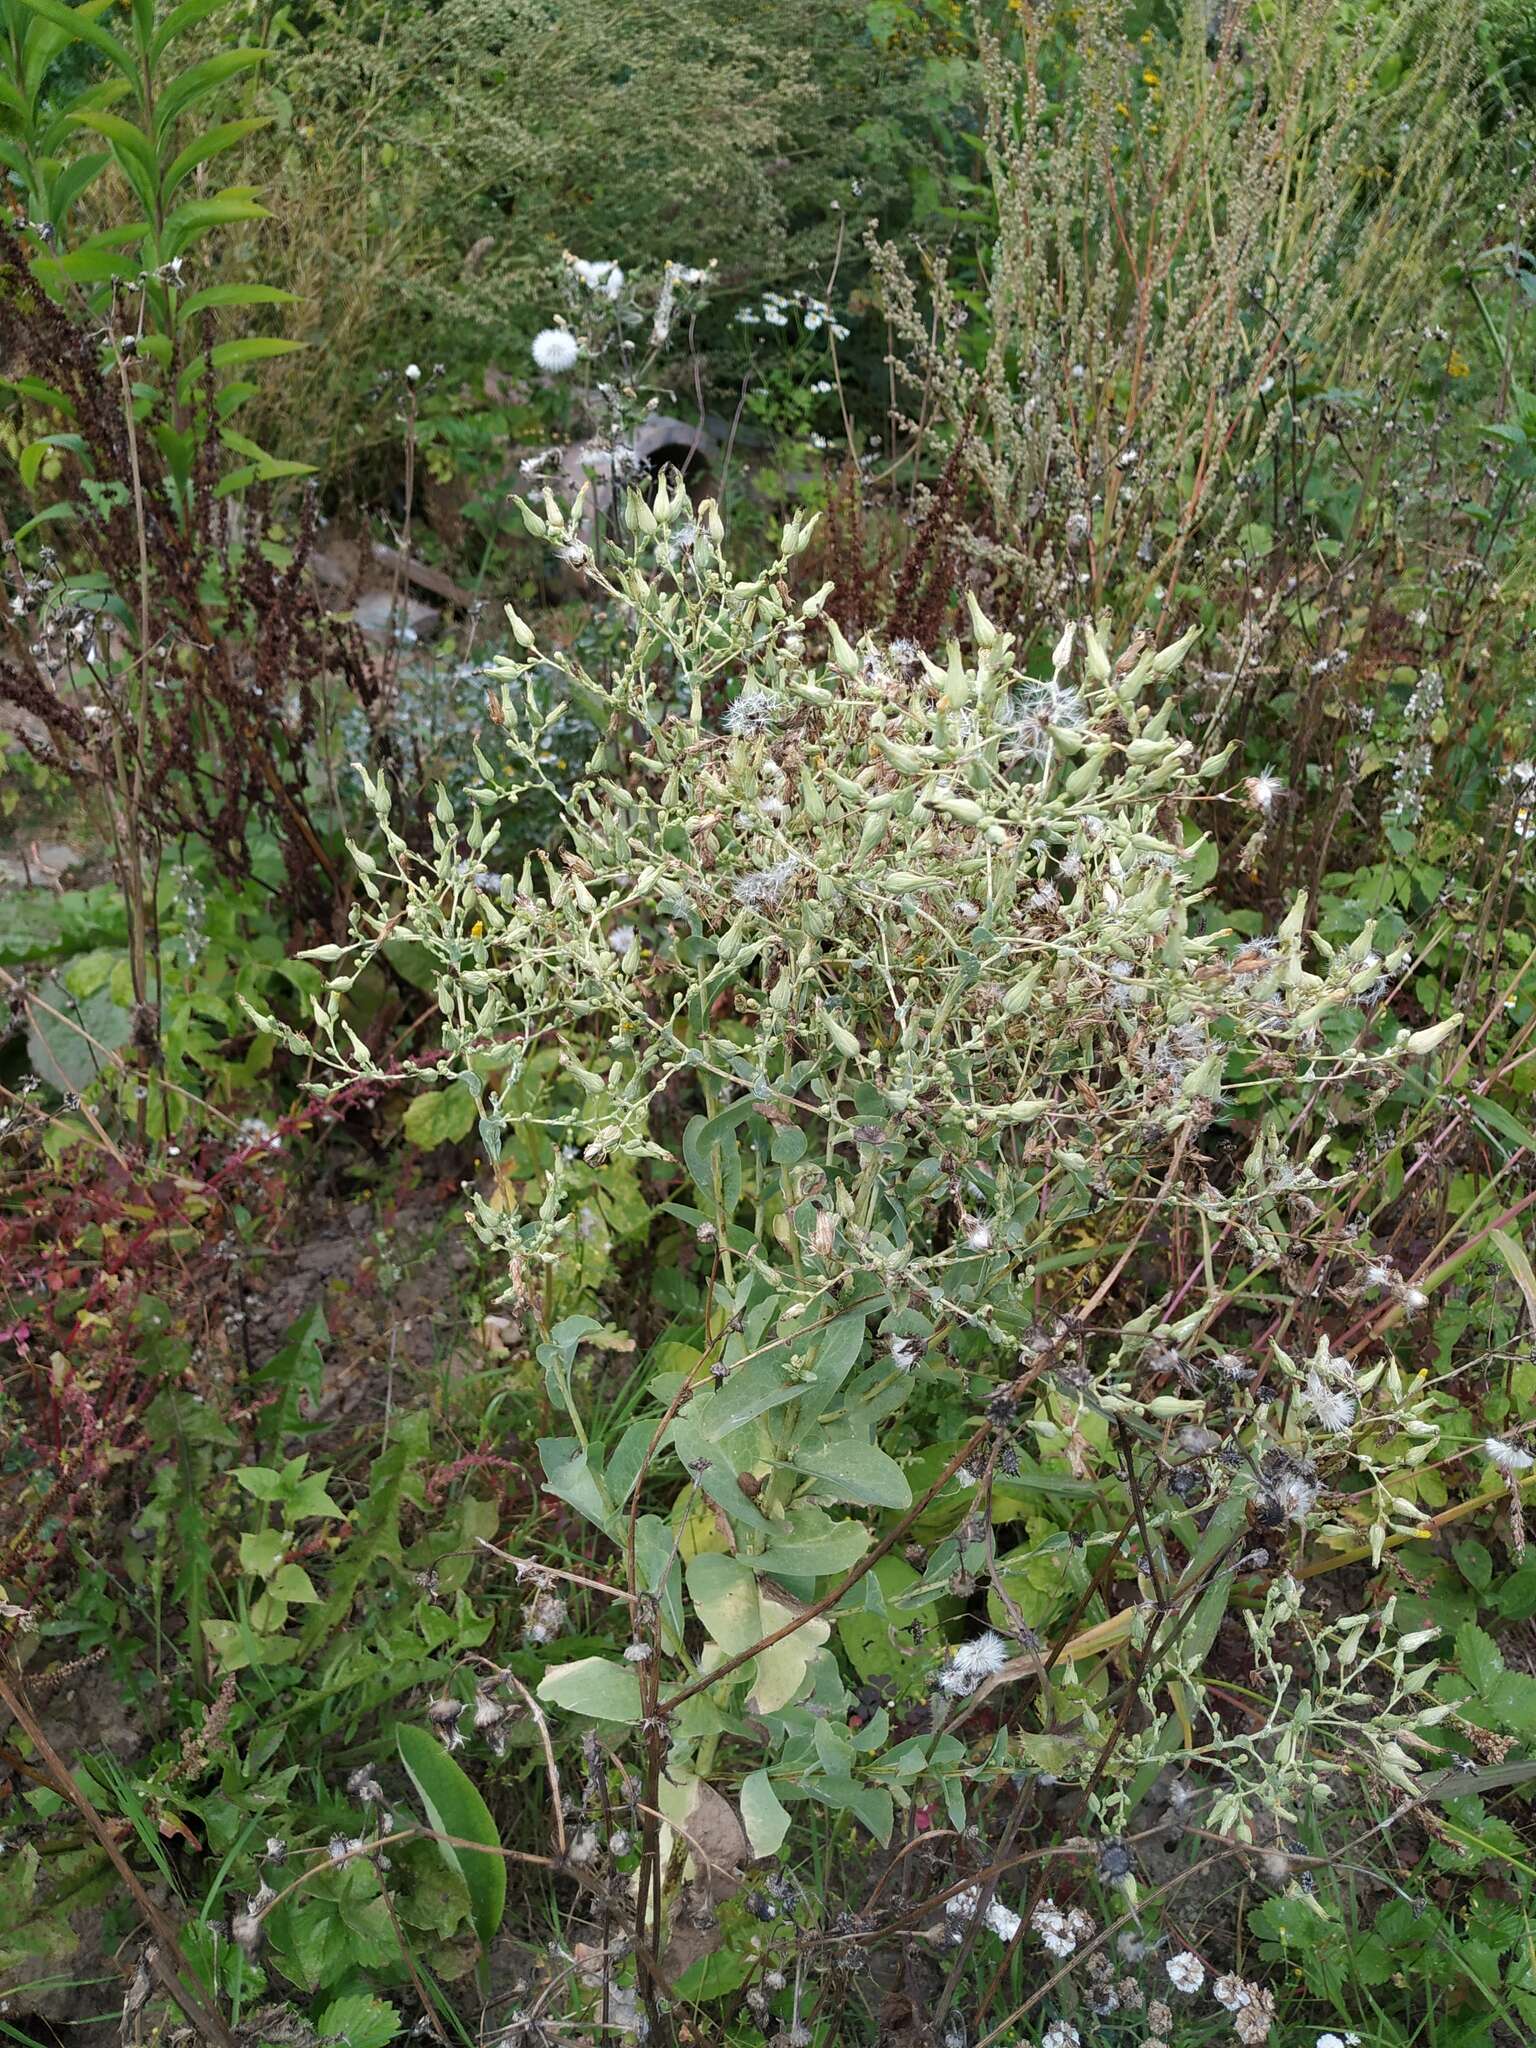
[268,482,1495,2035]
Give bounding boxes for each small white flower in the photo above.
[1042,2025,1080,2048]
[608,924,636,955]
[1030,1898,1094,1958]
[1486,1437,1534,1475]
[570,257,624,298]
[531,327,580,375]
[404,362,421,382]
[1165,1950,1205,1994]
[946,1885,1022,1944]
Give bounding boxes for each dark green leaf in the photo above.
[396,1723,506,1955]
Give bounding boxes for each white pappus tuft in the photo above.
[937,1630,1009,1696]
[531,327,580,375]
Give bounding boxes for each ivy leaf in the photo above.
[396,1724,505,1956]
[285,1469,344,1519]
[266,1562,319,1605]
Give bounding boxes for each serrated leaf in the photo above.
[315,1995,399,2048]
[1457,1622,1506,1696]
[396,1723,505,1955]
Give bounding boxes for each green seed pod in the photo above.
[825,616,861,676]
[1084,622,1112,683]
[856,811,889,860]
[824,1014,861,1058]
[1062,748,1109,798]
[964,588,1000,652]
[1001,969,1041,1017]
[932,793,988,826]
[1150,622,1201,676]
[874,736,930,774]
[626,489,657,537]
[512,496,547,538]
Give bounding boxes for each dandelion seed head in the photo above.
[723,685,784,737]
[531,327,580,375]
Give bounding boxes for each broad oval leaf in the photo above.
[396,1722,506,1955]
[536,1655,643,1723]
[791,1435,912,1510]
[739,1769,791,1858]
